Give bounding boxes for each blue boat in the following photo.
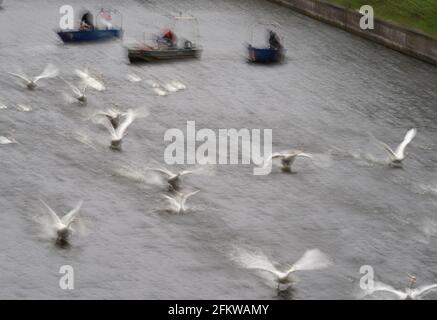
[247,22,284,63]
[56,9,123,43]
[57,29,123,43]
[248,45,283,63]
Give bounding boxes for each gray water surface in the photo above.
[0,0,437,299]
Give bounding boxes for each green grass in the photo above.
[325,0,437,36]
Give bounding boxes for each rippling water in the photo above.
[0,0,437,299]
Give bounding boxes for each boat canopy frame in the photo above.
[249,21,282,47]
[95,8,123,30]
[141,13,201,49]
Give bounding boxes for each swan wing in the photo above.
[171,80,186,90]
[147,168,174,177]
[411,284,437,299]
[115,109,135,139]
[75,69,105,91]
[182,190,199,200]
[179,170,195,176]
[290,248,332,273]
[232,248,281,277]
[250,267,282,279]
[181,190,199,211]
[61,200,83,226]
[395,128,417,159]
[262,153,280,168]
[101,117,117,138]
[34,64,59,82]
[270,153,285,160]
[164,195,181,211]
[296,152,312,159]
[367,282,407,299]
[7,72,31,84]
[40,199,62,226]
[61,77,82,97]
[93,111,112,118]
[380,141,397,160]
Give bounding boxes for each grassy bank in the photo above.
[326,0,437,36]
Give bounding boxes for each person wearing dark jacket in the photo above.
[268,30,282,50]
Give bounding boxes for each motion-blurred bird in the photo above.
[379,128,417,167]
[75,68,105,91]
[7,64,59,90]
[233,248,332,291]
[264,150,312,172]
[0,135,16,144]
[40,199,82,243]
[146,80,167,96]
[170,80,186,90]
[93,107,125,129]
[147,167,196,191]
[363,275,437,300]
[163,83,178,92]
[103,109,135,150]
[164,190,199,214]
[61,78,88,103]
[126,73,142,82]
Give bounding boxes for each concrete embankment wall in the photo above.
[268,0,437,66]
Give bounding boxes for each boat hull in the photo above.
[127,47,202,63]
[57,29,123,43]
[248,45,284,63]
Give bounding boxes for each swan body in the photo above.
[148,168,195,190]
[40,199,82,243]
[265,150,312,172]
[234,248,332,291]
[62,78,88,103]
[102,109,135,150]
[380,128,417,167]
[7,64,58,90]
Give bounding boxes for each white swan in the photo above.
[163,83,178,92]
[0,135,16,144]
[379,128,417,167]
[154,87,168,96]
[264,150,312,172]
[126,74,142,82]
[233,248,332,291]
[75,69,105,91]
[363,277,437,300]
[102,109,135,150]
[7,64,59,89]
[16,104,32,112]
[164,190,199,214]
[61,78,88,103]
[40,199,82,243]
[93,107,126,129]
[147,168,196,191]
[170,80,186,90]
[145,80,168,96]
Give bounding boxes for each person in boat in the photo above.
[79,21,92,31]
[79,12,94,31]
[268,30,282,50]
[160,29,177,47]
